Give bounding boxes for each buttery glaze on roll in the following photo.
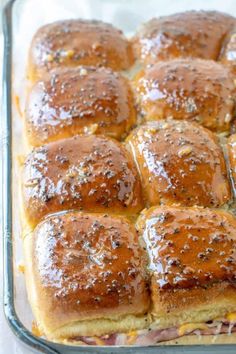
[133,59,235,132]
[23,212,150,339]
[137,206,236,329]
[126,120,231,208]
[22,135,143,227]
[132,10,236,64]
[25,67,136,146]
[28,19,134,82]
[220,28,236,75]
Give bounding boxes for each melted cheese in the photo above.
[178,323,208,336]
[127,331,138,344]
[16,155,26,166]
[17,264,25,274]
[94,337,105,345]
[227,313,236,323]
[178,312,236,337]
[32,321,43,337]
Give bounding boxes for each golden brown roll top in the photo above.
[22,135,143,227]
[133,59,235,132]
[25,67,136,146]
[24,212,150,338]
[220,28,236,74]
[126,120,231,208]
[28,19,134,82]
[132,10,236,64]
[138,206,236,289]
[137,206,236,328]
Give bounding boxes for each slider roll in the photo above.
[25,67,136,146]
[28,19,134,82]
[24,212,150,339]
[22,135,143,227]
[133,59,235,132]
[126,120,231,207]
[137,206,236,330]
[132,11,236,64]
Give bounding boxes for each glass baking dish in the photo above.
[2,0,236,352]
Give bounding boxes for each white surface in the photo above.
[2,0,236,353]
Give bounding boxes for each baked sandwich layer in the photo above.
[23,205,236,342]
[136,206,236,329]
[61,319,236,345]
[21,10,236,346]
[23,211,150,340]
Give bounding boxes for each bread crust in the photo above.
[23,212,150,339]
[28,19,134,82]
[126,120,231,207]
[25,67,136,146]
[132,10,236,64]
[218,27,236,76]
[133,59,235,132]
[151,281,236,329]
[137,206,236,328]
[22,134,144,227]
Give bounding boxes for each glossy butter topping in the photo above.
[28,19,134,81]
[132,10,236,64]
[220,28,236,74]
[22,135,143,226]
[25,67,136,146]
[138,206,236,289]
[133,59,235,132]
[33,212,149,315]
[126,120,231,207]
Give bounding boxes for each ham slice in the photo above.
[71,321,236,346]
